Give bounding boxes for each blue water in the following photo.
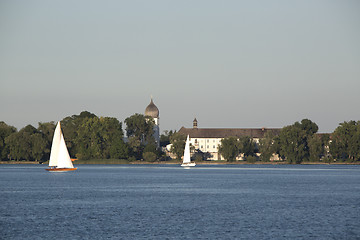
[1,164,359,239]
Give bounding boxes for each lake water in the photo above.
[1,164,359,239]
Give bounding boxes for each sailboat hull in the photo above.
[46,168,77,172]
[181,162,196,167]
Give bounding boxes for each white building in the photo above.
[178,118,281,160]
[144,98,160,148]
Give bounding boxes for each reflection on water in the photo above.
[1,164,359,239]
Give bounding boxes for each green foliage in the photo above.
[125,114,154,143]
[169,132,186,160]
[31,133,48,161]
[142,142,159,162]
[279,125,307,164]
[143,151,157,162]
[245,155,257,163]
[330,121,360,162]
[239,136,256,157]
[61,111,97,157]
[160,130,175,147]
[75,116,126,160]
[143,143,157,154]
[76,117,101,159]
[300,119,319,135]
[308,135,322,162]
[127,136,143,159]
[278,119,318,164]
[109,136,129,159]
[1,112,128,162]
[218,136,240,162]
[219,136,256,162]
[308,134,329,162]
[5,124,48,161]
[259,131,275,162]
[194,153,203,162]
[0,122,17,160]
[124,113,156,159]
[37,122,56,143]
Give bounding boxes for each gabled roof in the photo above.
[178,127,281,139]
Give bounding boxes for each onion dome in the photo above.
[145,98,159,118]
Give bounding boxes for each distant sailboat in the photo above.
[46,121,77,172]
[181,135,196,167]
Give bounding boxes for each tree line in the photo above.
[1,113,360,164]
[0,111,162,162]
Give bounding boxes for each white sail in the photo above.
[183,135,191,164]
[48,121,74,168]
[48,122,61,167]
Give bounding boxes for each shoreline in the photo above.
[1,160,359,165]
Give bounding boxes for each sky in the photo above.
[1,0,359,134]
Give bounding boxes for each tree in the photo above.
[5,125,47,161]
[109,135,129,159]
[75,116,126,160]
[308,134,329,162]
[98,117,125,158]
[160,130,175,147]
[278,119,318,164]
[37,122,56,143]
[239,136,256,158]
[61,111,97,157]
[0,122,17,160]
[31,133,48,162]
[300,118,319,135]
[124,114,156,159]
[169,132,187,160]
[330,121,360,162]
[142,142,160,162]
[143,143,157,155]
[37,122,56,161]
[278,125,307,164]
[143,152,157,162]
[127,136,143,160]
[259,131,276,162]
[218,136,240,162]
[125,114,154,143]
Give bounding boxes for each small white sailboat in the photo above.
[46,121,77,172]
[181,135,196,167]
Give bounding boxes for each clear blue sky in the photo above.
[1,0,359,133]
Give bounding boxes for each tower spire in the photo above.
[193,118,198,129]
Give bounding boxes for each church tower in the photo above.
[145,98,160,148]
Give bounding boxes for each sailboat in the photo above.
[46,121,77,172]
[181,135,196,167]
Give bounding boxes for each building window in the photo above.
[207,139,209,143]
[201,145,203,149]
[213,145,215,148]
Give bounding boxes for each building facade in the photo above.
[178,118,281,160]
